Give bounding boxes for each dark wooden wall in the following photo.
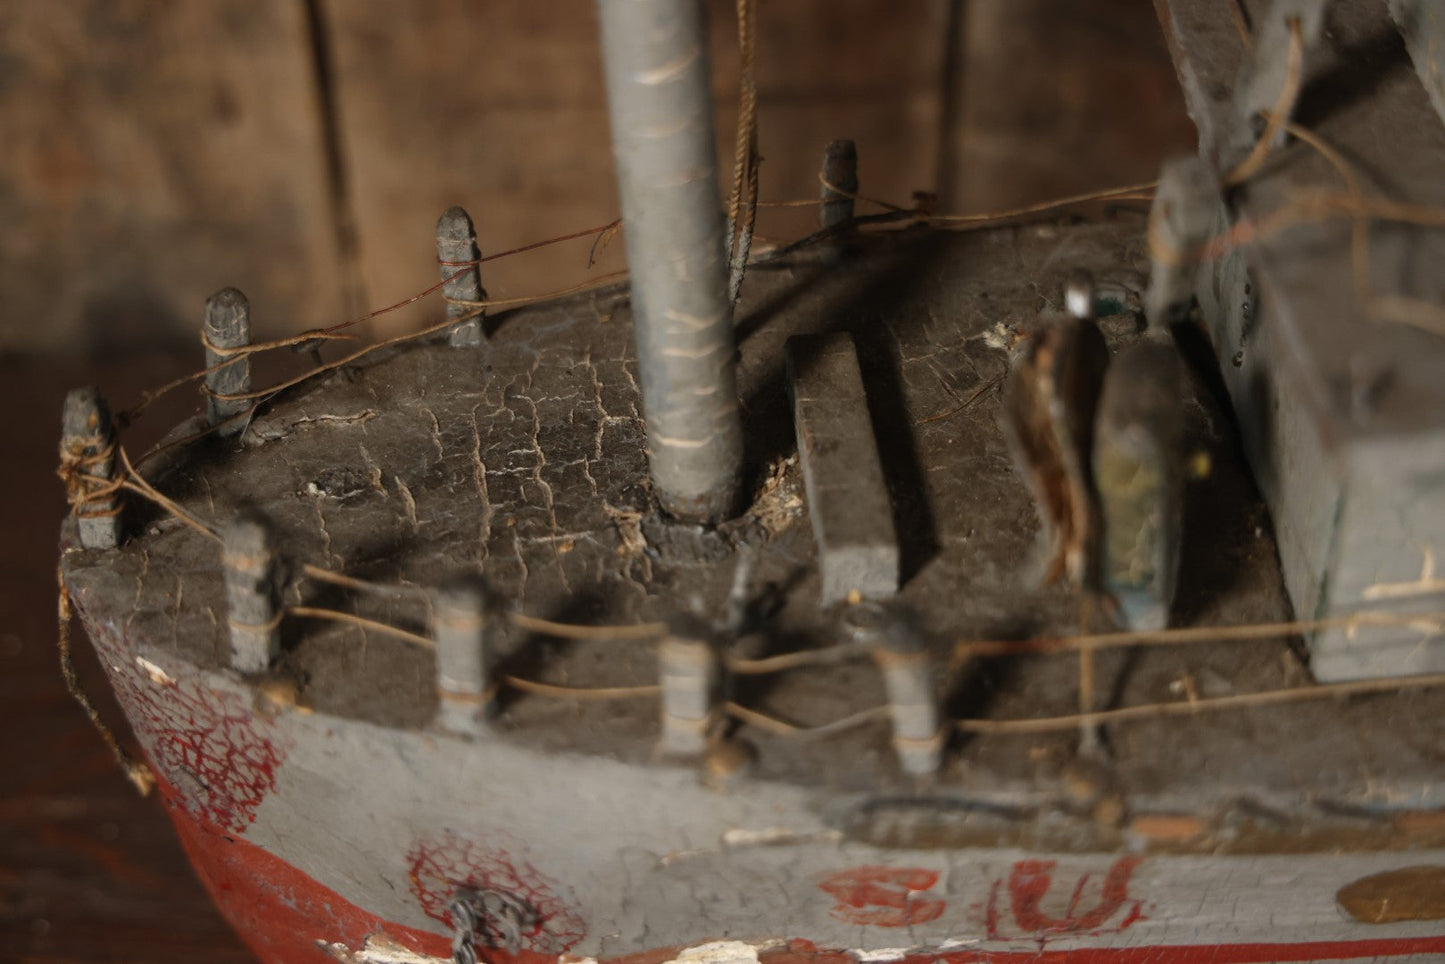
[0,1,345,354]
[0,0,1194,354]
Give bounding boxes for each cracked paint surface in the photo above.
[77,598,289,835]
[58,223,1445,961]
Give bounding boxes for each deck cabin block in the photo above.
[1155,0,1445,679]
[787,333,900,607]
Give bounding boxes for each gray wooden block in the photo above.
[203,287,252,434]
[1094,334,1185,632]
[432,577,491,737]
[1162,1,1445,680]
[222,510,280,673]
[61,386,122,550]
[787,333,899,606]
[436,206,486,348]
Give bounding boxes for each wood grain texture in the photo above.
[320,0,620,339]
[716,0,949,248]
[322,0,950,337]
[0,1,344,355]
[947,0,1198,213]
[0,0,1194,352]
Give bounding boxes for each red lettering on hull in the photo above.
[987,856,1146,940]
[817,866,947,927]
[153,795,1445,964]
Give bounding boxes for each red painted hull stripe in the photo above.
[897,938,1445,962]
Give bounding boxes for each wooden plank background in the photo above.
[0,0,346,355]
[0,0,1192,354]
[322,0,959,336]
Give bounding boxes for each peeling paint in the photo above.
[322,933,448,963]
[135,655,176,686]
[662,828,841,866]
[721,827,843,850]
[934,937,982,951]
[664,941,763,964]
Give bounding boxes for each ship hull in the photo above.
[73,594,1445,964]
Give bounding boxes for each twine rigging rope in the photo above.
[57,48,1445,780]
[63,431,1445,758]
[56,567,156,796]
[57,437,123,520]
[1225,16,1304,186]
[726,0,760,304]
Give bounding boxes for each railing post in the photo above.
[433,577,492,737]
[60,387,123,550]
[223,510,280,673]
[436,206,487,348]
[203,287,253,434]
[658,614,719,757]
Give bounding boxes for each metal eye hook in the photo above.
[479,888,538,955]
[448,885,539,958]
[448,890,480,935]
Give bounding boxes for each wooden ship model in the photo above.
[57,0,1445,961]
